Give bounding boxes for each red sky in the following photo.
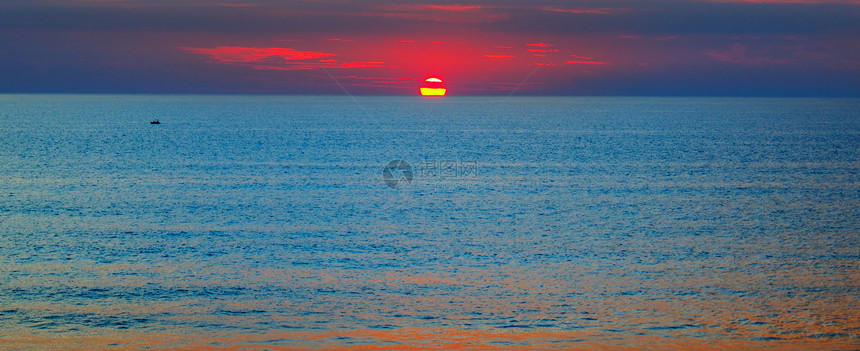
[0,0,858,95]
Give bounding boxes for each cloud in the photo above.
[180,46,384,70]
[335,61,386,68]
[540,7,617,15]
[246,61,386,71]
[370,3,505,23]
[703,0,859,3]
[3,0,858,36]
[180,46,335,63]
[333,75,420,84]
[2,0,859,96]
[488,1,860,35]
[566,60,608,65]
[704,42,847,66]
[217,3,260,8]
[425,5,481,11]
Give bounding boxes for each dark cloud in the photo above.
[0,2,421,34]
[550,62,860,97]
[490,2,860,35]
[1,1,858,35]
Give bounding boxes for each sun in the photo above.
[420,77,446,96]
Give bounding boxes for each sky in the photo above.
[1,0,858,96]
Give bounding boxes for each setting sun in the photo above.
[420,77,446,96]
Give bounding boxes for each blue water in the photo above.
[0,95,858,349]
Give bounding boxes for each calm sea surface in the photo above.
[0,95,858,349]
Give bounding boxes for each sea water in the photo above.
[0,95,858,349]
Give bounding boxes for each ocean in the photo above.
[0,95,858,349]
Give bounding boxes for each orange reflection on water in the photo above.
[3,249,858,350]
[5,326,860,351]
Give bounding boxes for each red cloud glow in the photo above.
[336,61,386,68]
[541,7,616,14]
[180,46,385,71]
[566,60,608,65]
[426,5,480,11]
[246,61,386,71]
[336,76,420,82]
[180,47,335,63]
[369,4,505,23]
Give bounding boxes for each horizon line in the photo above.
[1,93,858,99]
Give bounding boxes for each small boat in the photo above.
[150,120,160,124]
